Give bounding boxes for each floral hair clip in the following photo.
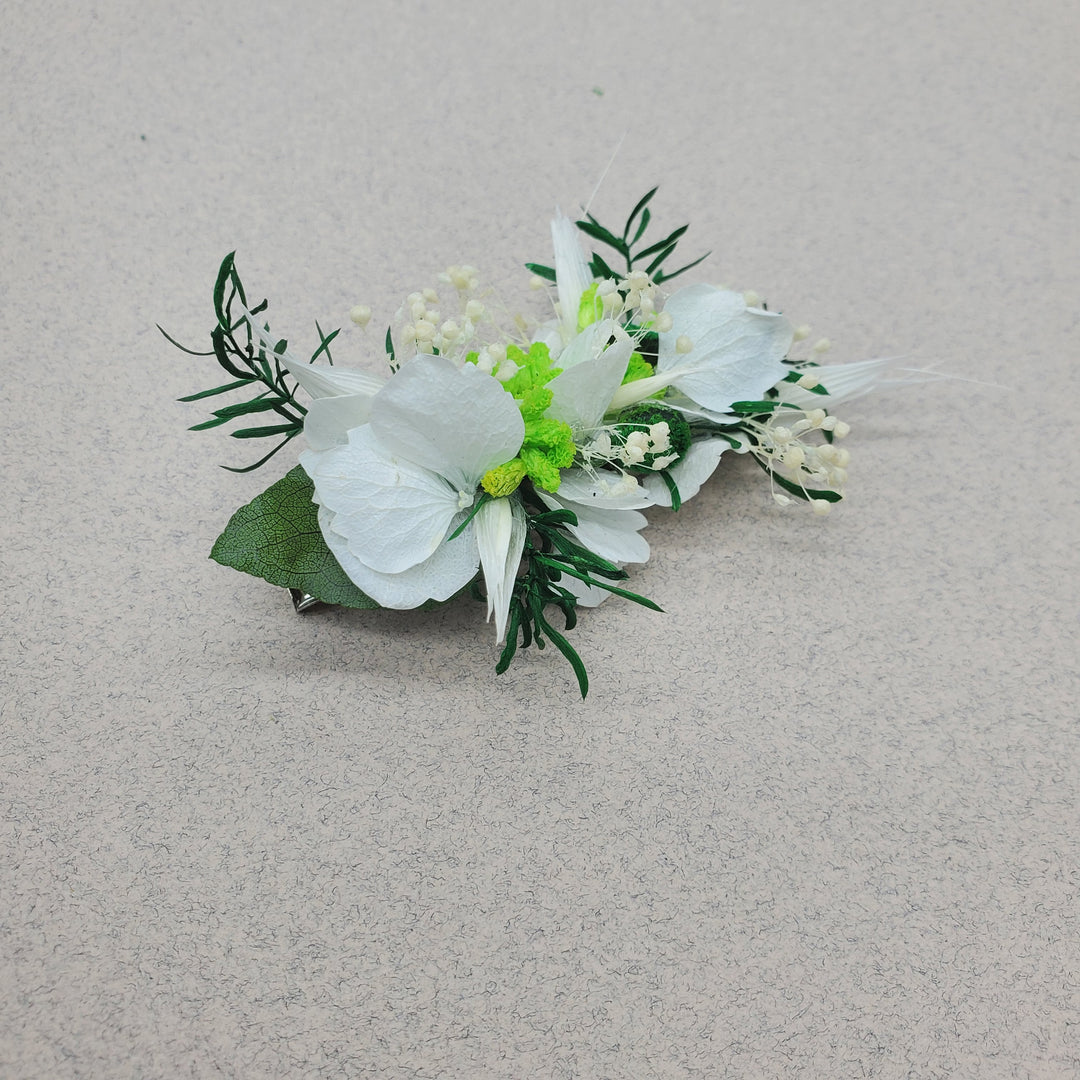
[166,189,903,697]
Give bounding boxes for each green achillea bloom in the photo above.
[472,342,577,496]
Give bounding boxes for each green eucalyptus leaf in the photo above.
[177,378,257,402]
[211,394,285,420]
[623,186,658,238]
[630,206,651,246]
[230,422,300,439]
[210,466,381,608]
[635,224,689,261]
[576,219,628,257]
[525,262,557,282]
[654,251,710,283]
[645,242,678,276]
[588,251,618,280]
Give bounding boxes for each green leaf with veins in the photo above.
[209,466,381,608]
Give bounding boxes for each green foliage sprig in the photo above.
[163,254,338,472]
[526,186,709,286]
[494,486,662,699]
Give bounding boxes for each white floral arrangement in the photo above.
[166,189,899,697]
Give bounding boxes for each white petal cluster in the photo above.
[298,353,526,639]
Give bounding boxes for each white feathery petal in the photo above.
[776,356,919,409]
[317,507,479,610]
[642,438,736,507]
[279,353,386,400]
[474,497,527,643]
[371,354,524,493]
[551,211,592,339]
[301,426,461,575]
[238,309,385,399]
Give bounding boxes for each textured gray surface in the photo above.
[2,1,1077,1076]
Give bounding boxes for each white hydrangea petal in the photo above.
[552,211,592,339]
[658,284,793,412]
[547,328,635,437]
[318,507,478,610]
[301,426,460,575]
[642,437,735,507]
[555,468,654,509]
[474,497,527,643]
[303,394,374,450]
[371,354,525,492]
[539,492,650,565]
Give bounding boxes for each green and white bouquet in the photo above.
[167,190,896,697]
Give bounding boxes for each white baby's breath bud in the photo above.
[743,289,761,308]
[440,320,460,342]
[654,311,674,333]
[794,324,812,341]
[810,499,832,516]
[773,492,792,507]
[627,270,650,290]
[807,408,827,427]
[819,415,838,431]
[834,420,851,439]
[833,447,851,468]
[447,266,472,291]
[413,319,436,342]
[410,299,427,320]
[783,445,806,469]
[597,279,617,296]
[486,342,506,365]
[675,334,693,355]
[812,337,831,354]
[422,287,439,303]
[796,372,819,389]
[494,357,519,383]
[465,299,485,320]
[349,304,372,328]
[529,275,546,290]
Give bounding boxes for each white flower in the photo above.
[610,284,793,413]
[298,353,528,639]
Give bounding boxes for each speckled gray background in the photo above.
[3,1,1077,1076]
